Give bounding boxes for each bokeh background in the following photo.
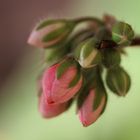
[0,0,140,140]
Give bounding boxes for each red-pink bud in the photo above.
[39,94,68,118]
[78,89,106,127]
[42,60,83,104]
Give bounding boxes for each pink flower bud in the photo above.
[42,60,83,104]
[39,94,68,118]
[78,89,106,127]
[28,20,75,48]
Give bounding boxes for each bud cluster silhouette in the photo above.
[28,15,135,127]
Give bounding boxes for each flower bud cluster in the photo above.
[28,15,134,127]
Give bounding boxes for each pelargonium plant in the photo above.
[28,14,139,127]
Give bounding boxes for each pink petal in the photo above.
[39,94,67,118]
[42,64,58,104]
[50,66,77,102]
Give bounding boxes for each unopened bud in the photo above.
[74,38,101,68]
[95,27,112,42]
[28,19,75,48]
[112,22,134,46]
[42,58,83,104]
[106,67,131,96]
[78,75,107,127]
[102,48,121,69]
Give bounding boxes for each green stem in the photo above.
[131,37,140,46]
[74,17,104,25]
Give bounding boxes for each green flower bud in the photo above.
[106,67,131,96]
[74,38,102,68]
[112,22,134,46]
[102,48,121,69]
[95,27,112,42]
[28,19,75,48]
[71,30,95,47]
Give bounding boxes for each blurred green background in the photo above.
[0,0,140,140]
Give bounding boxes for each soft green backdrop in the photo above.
[0,0,140,140]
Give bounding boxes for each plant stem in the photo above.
[74,17,103,25]
[99,37,140,48]
[131,37,140,46]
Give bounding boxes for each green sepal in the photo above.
[74,42,83,59]
[80,39,97,58]
[36,19,65,30]
[93,88,107,115]
[92,71,107,111]
[90,50,102,67]
[93,89,104,110]
[56,60,73,79]
[112,22,134,46]
[71,30,95,48]
[76,73,90,110]
[106,66,131,96]
[69,70,82,88]
[92,86,106,110]
[77,86,89,109]
[42,21,75,42]
[56,58,79,79]
[77,66,107,114]
[102,48,121,69]
[44,44,66,62]
[42,26,67,42]
[74,37,98,59]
